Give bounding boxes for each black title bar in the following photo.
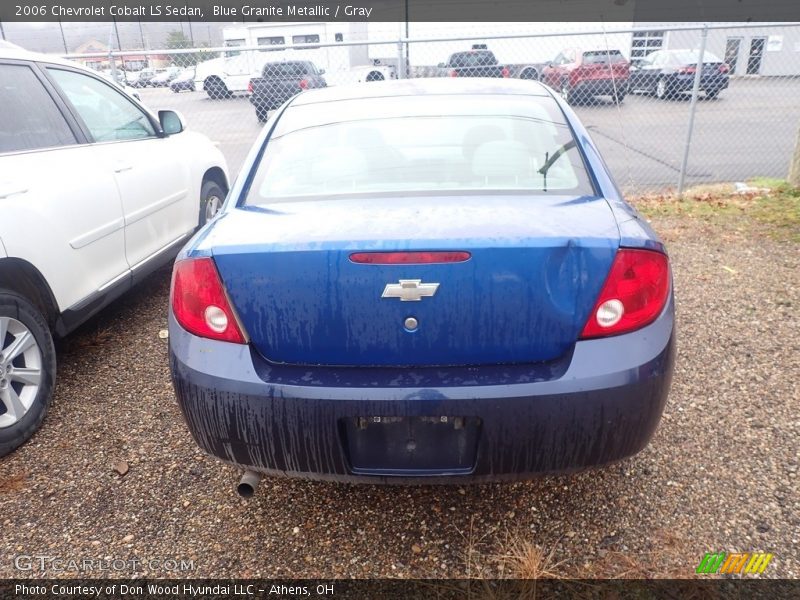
[1,0,799,23]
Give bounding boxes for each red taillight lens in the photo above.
[299,78,309,89]
[580,249,670,339]
[247,80,253,94]
[171,258,246,344]
[501,67,510,78]
[719,64,730,74]
[449,69,458,78]
[678,66,697,75]
[349,251,471,264]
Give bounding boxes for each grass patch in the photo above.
[629,179,800,242]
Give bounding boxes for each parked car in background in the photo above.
[149,67,182,87]
[542,48,630,104]
[0,44,229,457]
[170,68,196,93]
[437,45,510,78]
[169,78,675,492]
[248,60,326,122]
[128,68,158,88]
[628,49,730,99]
[98,71,142,101]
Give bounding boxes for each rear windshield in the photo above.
[263,62,313,77]
[449,51,498,67]
[582,50,627,64]
[668,50,722,65]
[244,95,594,203]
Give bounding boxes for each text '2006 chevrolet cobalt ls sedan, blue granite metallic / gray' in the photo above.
[168,78,675,493]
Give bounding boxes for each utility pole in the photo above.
[58,21,68,53]
[112,16,122,50]
[404,0,410,78]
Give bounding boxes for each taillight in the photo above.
[678,66,697,75]
[449,69,458,78]
[299,78,309,89]
[718,64,730,74]
[247,80,253,94]
[171,258,246,344]
[580,249,670,339]
[501,67,510,78]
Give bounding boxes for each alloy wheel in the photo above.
[0,316,42,428]
[656,79,667,99]
[205,195,222,221]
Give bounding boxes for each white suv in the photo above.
[0,44,229,456]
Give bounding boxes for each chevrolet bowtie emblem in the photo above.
[381,279,440,301]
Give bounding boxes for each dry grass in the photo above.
[629,178,800,242]
[495,535,564,579]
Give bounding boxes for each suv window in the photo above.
[48,68,156,142]
[582,50,627,64]
[263,62,312,77]
[449,51,498,67]
[0,63,77,153]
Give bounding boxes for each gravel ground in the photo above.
[0,214,797,579]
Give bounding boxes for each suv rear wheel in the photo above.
[0,292,56,457]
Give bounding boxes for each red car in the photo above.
[542,49,630,104]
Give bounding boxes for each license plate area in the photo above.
[340,416,481,476]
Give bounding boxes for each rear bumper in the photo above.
[671,73,729,92]
[573,78,629,95]
[169,299,675,483]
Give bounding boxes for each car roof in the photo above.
[291,77,552,106]
[0,41,89,70]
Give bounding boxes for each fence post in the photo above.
[109,51,118,83]
[677,24,708,197]
[789,124,800,187]
[396,41,405,79]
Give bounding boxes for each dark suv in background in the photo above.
[629,49,730,99]
[542,49,630,104]
[437,45,510,78]
[248,61,327,121]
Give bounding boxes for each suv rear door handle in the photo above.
[0,183,28,199]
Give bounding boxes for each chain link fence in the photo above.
[55,22,800,194]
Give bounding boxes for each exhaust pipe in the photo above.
[237,470,262,498]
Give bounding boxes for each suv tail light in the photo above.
[501,67,510,78]
[718,64,730,74]
[299,78,309,89]
[580,249,670,339]
[171,258,246,344]
[449,69,458,78]
[247,80,253,94]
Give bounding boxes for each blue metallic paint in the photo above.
[169,79,675,481]
[205,195,619,366]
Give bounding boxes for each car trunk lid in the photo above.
[206,195,620,367]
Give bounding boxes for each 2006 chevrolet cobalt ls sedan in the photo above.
[169,78,675,489]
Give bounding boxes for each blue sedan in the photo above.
[168,79,674,492]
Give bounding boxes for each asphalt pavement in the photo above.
[138,77,800,192]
